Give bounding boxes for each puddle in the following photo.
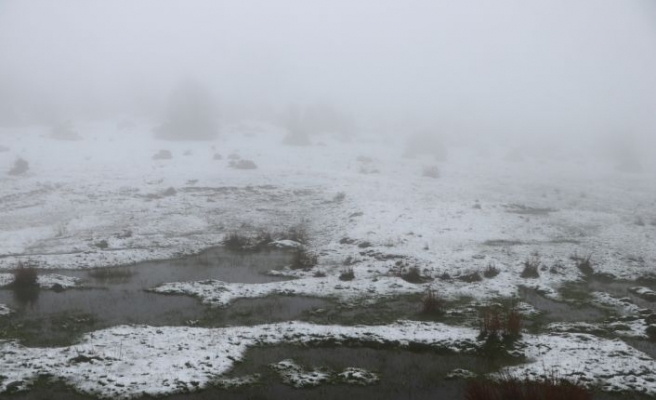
[586,280,656,312]
[519,287,607,322]
[0,248,303,346]
[202,296,330,327]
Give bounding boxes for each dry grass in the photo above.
[520,255,540,279]
[464,373,592,400]
[12,261,38,288]
[421,289,444,315]
[339,267,355,281]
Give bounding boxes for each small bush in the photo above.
[284,224,309,244]
[291,247,318,270]
[479,305,522,340]
[94,240,109,250]
[12,262,38,288]
[646,325,656,341]
[571,253,594,276]
[421,289,444,315]
[400,266,424,283]
[8,158,29,176]
[153,150,173,160]
[520,255,540,279]
[332,192,346,203]
[339,267,355,281]
[459,271,483,283]
[422,165,440,179]
[313,270,327,278]
[213,153,223,160]
[223,231,251,250]
[483,263,500,278]
[229,159,258,170]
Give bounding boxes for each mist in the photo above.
[1,0,655,148]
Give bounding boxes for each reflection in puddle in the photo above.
[0,248,314,346]
[519,287,606,322]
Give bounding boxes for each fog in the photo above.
[1,0,655,149]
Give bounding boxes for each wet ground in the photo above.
[0,248,327,346]
[1,249,655,398]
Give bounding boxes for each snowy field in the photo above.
[1,121,656,398]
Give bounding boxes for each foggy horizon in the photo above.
[1,0,655,145]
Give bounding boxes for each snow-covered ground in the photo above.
[1,120,656,397]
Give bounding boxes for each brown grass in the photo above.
[464,373,592,400]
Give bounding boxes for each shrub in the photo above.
[223,231,250,250]
[8,158,29,176]
[421,289,444,315]
[284,224,309,244]
[646,325,656,342]
[332,192,346,203]
[12,262,38,288]
[229,159,257,170]
[459,271,483,283]
[400,266,424,283]
[479,305,522,340]
[520,255,540,279]
[213,153,223,160]
[422,165,440,179]
[483,263,500,278]
[339,267,355,281]
[571,253,594,276]
[291,247,318,270]
[153,150,173,160]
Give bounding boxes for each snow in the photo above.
[1,121,656,396]
[0,321,475,398]
[1,321,656,398]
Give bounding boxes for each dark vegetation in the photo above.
[422,165,440,178]
[339,267,355,281]
[8,158,29,175]
[11,261,39,288]
[520,255,540,279]
[421,289,444,316]
[464,373,592,400]
[459,271,483,283]
[222,224,309,251]
[571,253,594,276]
[483,263,500,278]
[290,247,318,270]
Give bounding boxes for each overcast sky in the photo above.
[1,0,655,139]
